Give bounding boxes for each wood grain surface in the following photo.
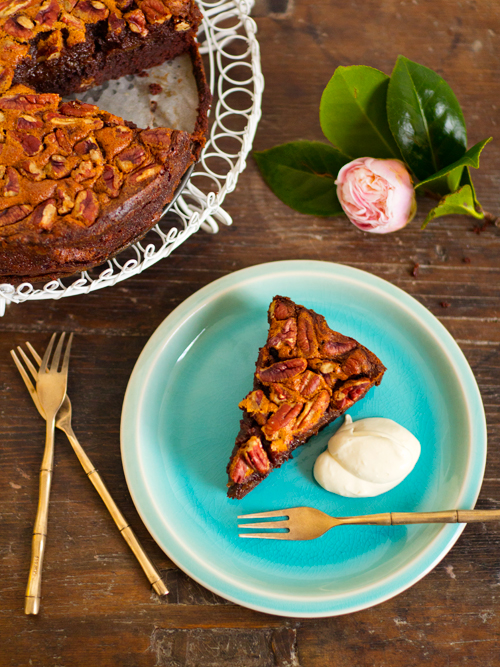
[1,0,500,664]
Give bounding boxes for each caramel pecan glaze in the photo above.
[226,296,386,499]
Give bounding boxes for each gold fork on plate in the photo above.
[18,332,72,615]
[11,339,168,610]
[238,506,500,540]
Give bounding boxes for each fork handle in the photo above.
[341,510,500,526]
[25,419,55,615]
[63,425,168,596]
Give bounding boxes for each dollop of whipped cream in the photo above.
[313,415,420,497]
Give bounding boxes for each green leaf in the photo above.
[387,56,467,181]
[415,137,491,196]
[254,141,350,216]
[422,185,484,229]
[320,66,402,160]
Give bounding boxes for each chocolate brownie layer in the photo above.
[0,0,201,96]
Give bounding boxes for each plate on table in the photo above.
[121,260,486,617]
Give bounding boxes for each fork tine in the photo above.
[239,532,291,539]
[40,333,57,374]
[50,332,66,372]
[237,509,290,520]
[17,346,38,382]
[11,350,36,395]
[10,350,44,417]
[238,521,289,529]
[60,333,73,375]
[25,341,42,366]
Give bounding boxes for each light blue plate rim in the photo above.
[121,260,487,617]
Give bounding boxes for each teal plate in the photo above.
[121,260,487,617]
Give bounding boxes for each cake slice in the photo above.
[0,0,202,96]
[226,296,386,499]
[0,41,210,283]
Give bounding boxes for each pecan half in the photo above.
[0,204,32,227]
[271,297,295,320]
[0,0,35,18]
[115,144,146,172]
[15,132,42,156]
[31,199,57,230]
[54,184,75,214]
[95,164,123,197]
[341,348,371,377]
[297,310,318,357]
[124,8,148,36]
[332,379,371,411]
[59,100,100,118]
[45,154,72,179]
[54,128,72,154]
[262,402,302,440]
[94,125,133,159]
[107,9,125,35]
[73,0,109,22]
[35,0,59,27]
[0,92,58,111]
[3,167,20,197]
[295,390,330,434]
[3,15,34,41]
[128,163,162,184]
[241,436,270,475]
[138,0,171,24]
[17,113,42,130]
[268,317,297,352]
[0,66,14,93]
[257,357,307,383]
[228,456,252,485]
[19,159,43,180]
[73,189,99,225]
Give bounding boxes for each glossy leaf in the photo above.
[422,185,484,229]
[415,137,491,196]
[320,66,402,160]
[254,141,350,216]
[388,56,467,180]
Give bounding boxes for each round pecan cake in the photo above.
[0,0,210,283]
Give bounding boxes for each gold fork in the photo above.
[20,332,72,614]
[238,506,500,540]
[11,340,168,604]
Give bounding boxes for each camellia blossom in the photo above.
[335,157,417,233]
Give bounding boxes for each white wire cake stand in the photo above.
[0,0,263,316]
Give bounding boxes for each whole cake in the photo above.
[227,296,386,499]
[0,0,209,283]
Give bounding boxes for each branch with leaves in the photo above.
[255,56,495,232]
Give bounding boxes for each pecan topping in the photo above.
[73,0,109,21]
[271,297,295,320]
[241,436,270,475]
[297,310,318,357]
[19,159,43,180]
[107,9,125,34]
[31,199,57,230]
[341,348,371,377]
[0,0,35,18]
[257,358,307,383]
[46,154,71,179]
[115,144,146,172]
[35,0,59,27]
[73,189,99,225]
[268,317,297,351]
[94,125,133,159]
[174,19,190,30]
[262,402,303,440]
[333,379,371,411]
[295,390,330,434]
[239,390,277,426]
[60,100,100,117]
[3,15,34,40]
[138,0,171,24]
[95,164,122,197]
[0,204,32,227]
[17,113,42,130]
[16,132,42,156]
[124,8,148,35]
[228,456,252,485]
[128,163,162,184]
[3,167,20,197]
[0,92,58,111]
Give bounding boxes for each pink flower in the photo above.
[335,157,416,233]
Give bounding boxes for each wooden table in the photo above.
[1,0,500,664]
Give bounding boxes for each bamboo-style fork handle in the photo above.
[341,509,500,526]
[63,423,167,596]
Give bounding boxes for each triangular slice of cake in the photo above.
[226,296,386,499]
